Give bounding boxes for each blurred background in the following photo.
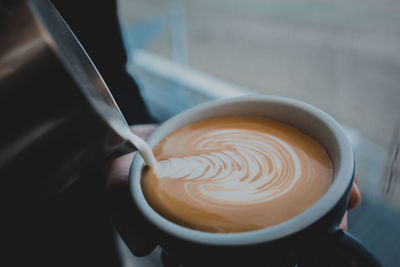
[115,0,400,266]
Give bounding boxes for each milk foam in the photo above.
[128,134,158,167]
[153,129,301,203]
[141,117,333,233]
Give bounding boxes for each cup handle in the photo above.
[325,226,382,267]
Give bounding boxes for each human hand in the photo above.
[104,124,158,256]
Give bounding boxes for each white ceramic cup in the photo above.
[130,95,381,267]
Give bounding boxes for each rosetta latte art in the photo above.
[154,129,301,204]
[141,117,333,233]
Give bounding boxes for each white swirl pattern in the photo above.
[153,129,302,204]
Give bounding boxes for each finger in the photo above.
[347,182,361,211]
[106,180,157,256]
[130,124,158,139]
[106,152,136,185]
[339,212,348,231]
[105,162,157,256]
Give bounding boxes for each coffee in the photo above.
[141,116,333,233]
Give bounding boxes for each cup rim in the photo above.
[130,95,354,246]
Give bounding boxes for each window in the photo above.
[118,1,400,265]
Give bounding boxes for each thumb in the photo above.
[105,162,157,256]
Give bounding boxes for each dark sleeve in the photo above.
[51,0,154,124]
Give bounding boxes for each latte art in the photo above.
[142,117,333,233]
[153,129,302,204]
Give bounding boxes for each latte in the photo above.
[141,116,333,233]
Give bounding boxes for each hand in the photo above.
[104,124,158,256]
[339,180,361,231]
[104,124,362,258]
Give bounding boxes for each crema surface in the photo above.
[141,117,333,233]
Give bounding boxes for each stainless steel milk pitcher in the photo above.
[0,0,136,200]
